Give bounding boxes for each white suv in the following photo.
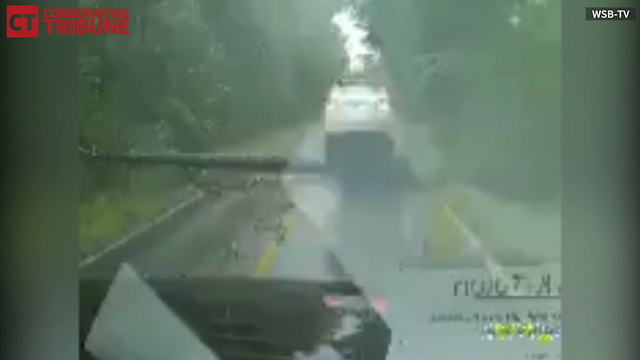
[323,78,401,167]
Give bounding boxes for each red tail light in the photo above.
[323,295,338,307]
[372,298,387,315]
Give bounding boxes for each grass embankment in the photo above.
[79,187,192,259]
[78,123,311,261]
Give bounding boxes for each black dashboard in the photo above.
[80,276,391,360]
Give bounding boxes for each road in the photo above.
[80,120,560,360]
[80,124,311,280]
[269,122,561,360]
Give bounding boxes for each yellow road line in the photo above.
[441,202,506,280]
[429,203,465,263]
[434,190,521,295]
[253,211,294,277]
[428,188,469,264]
[428,186,503,275]
[254,240,279,277]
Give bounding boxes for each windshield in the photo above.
[80,1,560,359]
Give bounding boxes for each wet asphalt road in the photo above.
[80,179,292,280]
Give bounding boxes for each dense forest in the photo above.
[79,0,344,255]
[80,0,344,198]
[81,0,560,202]
[363,0,561,201]
[79,0,560,255]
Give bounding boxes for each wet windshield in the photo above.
[80,1,560,359]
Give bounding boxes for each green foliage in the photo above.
[80,0,343,194]
[79,189,178,257]
[365,0,561,201]
[79,1,345,253]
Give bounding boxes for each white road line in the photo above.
[79,190,205,269]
